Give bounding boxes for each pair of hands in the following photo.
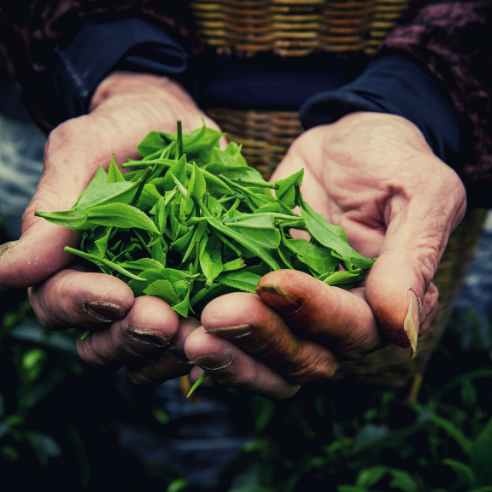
[0,72,466,399]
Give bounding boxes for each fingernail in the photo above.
[0,241,18,259]
[126,328,170,348]
[164,346,190,364]
[190,353,234,371]
[206,324,252,339]
[405,289,421,359]
[83,301,124,322]
[255,285,303,315]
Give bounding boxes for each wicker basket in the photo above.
[206,106,487,390]
[189,0,410,56]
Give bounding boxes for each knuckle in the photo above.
[78,333,118,369]
[127,368,155,385]
[286,352,338,384]
[45,119,85,160]
[77,339,103,369]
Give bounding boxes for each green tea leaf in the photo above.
[138,184,162,210]
[168,171,188,198]
[64,246,145,282]
[144,279,181,305]
[34,210,89,231]
[154,196,167,234]
[71,166,108,209]
[254,202,281,214]
[152,236,167,266]
[171,287,191,317]
[77,181,136,210]
[162,155,187,192]
[193,163,207,200]
[87,203,159,233]
[275,169,304,209]
[211,147,245,168]
[298,190,374,268]
[215,270,262,294]
[224,214,276,229]
[182,221,208,263]
[94,226,112,257]
[137,131,166,157]
[187,371,208,397]
[199,235,223,286]
[107,155,125,183]
[206,163,269,187]
[171,228,195,253]
[222,258,246,272]
[321,270,365,286]
[117,258,165,271]
[128,268,186,297]
[208,217,282,270]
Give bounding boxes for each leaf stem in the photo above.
[80,330,91,341]
[187,371,208,397]
[177,120,184,159]
[64,246,147,282]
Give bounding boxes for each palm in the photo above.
[271,121,414,259]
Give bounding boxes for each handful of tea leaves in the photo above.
[36,122,376,393]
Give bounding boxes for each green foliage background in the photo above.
[1,215,492,492]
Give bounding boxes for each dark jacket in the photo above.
[0,1,491,189]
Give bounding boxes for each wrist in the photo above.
[330,112,433,155]
[90,71,197,115]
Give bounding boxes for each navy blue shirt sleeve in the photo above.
[299,53,465,169]
[52,18,190,119]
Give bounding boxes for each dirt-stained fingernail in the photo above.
[255,285,303,315]
[190,353,234,371]
[126,328,170,348]
[164,346,190,364]
[405,289,420,360]
[83,301,124,322]
[206,324,252,339]
[0,241,18,259]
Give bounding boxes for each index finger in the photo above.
[255,270,384,360]
[201,292,338,384]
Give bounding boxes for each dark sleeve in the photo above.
[0,0,192,132]
[299,53,464,170]
[382,1,492,197]
[53,18,191,120]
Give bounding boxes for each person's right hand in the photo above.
[0,72,218,381]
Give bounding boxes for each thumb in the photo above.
[365,173,466,358]
[0,115,134,289]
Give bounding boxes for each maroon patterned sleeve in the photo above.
[383,1,492,186]
[0,0,191,131]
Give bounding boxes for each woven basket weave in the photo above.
[190,0,410,56]
[206,107,487,389]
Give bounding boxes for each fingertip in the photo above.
[201,292,260,329]
[365,252,424,353]
[184,326,233,362]
[256,270,315,315]
[0,225,78,289]
[125,295,180,342]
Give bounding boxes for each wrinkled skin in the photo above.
[0,73,219,381]
[0,73,466,399]
[185,114,466,398]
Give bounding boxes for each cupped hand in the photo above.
[184,112,466,398]
[0,72,218,378]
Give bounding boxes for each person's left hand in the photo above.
[183,112,466,399]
